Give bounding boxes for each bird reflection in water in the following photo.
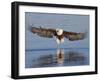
[32,48,88,68]
[56,49,64,66]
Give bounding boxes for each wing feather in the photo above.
[63,31,86,41]
[31,27,56,38]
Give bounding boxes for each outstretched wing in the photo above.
[31,27,56,38]
[63,31,86,41]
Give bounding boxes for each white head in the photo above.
[56,28,63,35]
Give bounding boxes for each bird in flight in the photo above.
[31,26,86,48]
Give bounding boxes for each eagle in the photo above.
[31,27,86,48]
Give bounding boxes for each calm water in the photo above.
[25,48,89,68]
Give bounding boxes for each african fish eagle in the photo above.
[31,27,86,48]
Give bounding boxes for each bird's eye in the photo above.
[57,30,59,32]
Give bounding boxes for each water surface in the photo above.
[25,48,89,68]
